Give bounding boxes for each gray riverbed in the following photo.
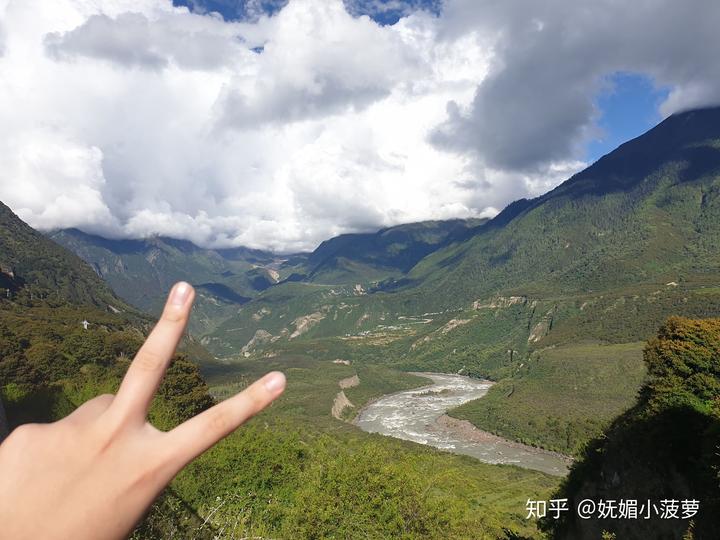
[354,372,570,476]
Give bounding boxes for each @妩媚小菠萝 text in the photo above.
[525,498,700,520]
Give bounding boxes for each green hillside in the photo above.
[202,107,720,458]
[49,229,288,334]
[0,202,220,536]
[448,342,647,455]
[0,200,217,434]
[49,218,486,335]
[407,107,720,308]
[299,218,487,284]
[2,203,558,539]
[0,203,132,309]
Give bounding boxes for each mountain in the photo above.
[0,201,213,420]
[49,218,486,333]
[407,106,720,307]
[210,106,720,353]
[48,228,292,334]
[0,202,130,310]
[0,199,217,436]
[296,218,487,284]
[202,106,720,457]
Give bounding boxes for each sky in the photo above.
[1,0,720,252]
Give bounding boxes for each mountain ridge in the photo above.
[0,202,132,311]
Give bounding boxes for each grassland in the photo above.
[180,355,561,539]
[448,342,647,455]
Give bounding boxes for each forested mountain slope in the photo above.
[0,202,221,536]
[208,106,720,358]
[0,201,214,429]
[49,229,289,334]
[297,218,487,284]
[408,107,720,308]
[1,202,130,309]
[49,217,487,333]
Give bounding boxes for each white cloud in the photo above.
[0,0,496,251]
[45,10,247,71]
[432,0,720,171]
[1,0,719,252]
[217,0,422,127]
[0,129,116,230]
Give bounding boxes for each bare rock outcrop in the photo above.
[290,312,325,339]
[440,318,471,334]
[331,391,355,419]
[338,375,360,389]
[473,296,527,309]
[241,329,273,353]
[528,309,555,342]
[331,375,360,419]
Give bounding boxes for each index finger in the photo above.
[110,282,195,421]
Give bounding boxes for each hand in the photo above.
[0,282,286,540]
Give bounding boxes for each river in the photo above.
[354,372,571,476]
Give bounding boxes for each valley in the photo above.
[3,106,720,538]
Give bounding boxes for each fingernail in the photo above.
[170,282,192,306]
[263,372,286,394]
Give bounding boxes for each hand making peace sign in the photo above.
[0,282,286,540]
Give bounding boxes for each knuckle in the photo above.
[94,393,115,412]
[208,408,232,435]
[130,457,168,491]
[95,415,133,453]
[162,307,187,324]
[6,423,38,444]
[248,385,269,411]
[134,348,165,372]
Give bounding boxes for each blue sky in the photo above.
[173,0,441,25]
[587,73,670,163]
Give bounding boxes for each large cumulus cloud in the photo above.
[432,0,720,171]
[1,0,720,252]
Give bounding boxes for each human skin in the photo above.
[0,282,286,540]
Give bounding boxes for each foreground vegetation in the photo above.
[544,317,720,539]
[179,356,558,539]
[448,342,647,455]
[1,319,560,539]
